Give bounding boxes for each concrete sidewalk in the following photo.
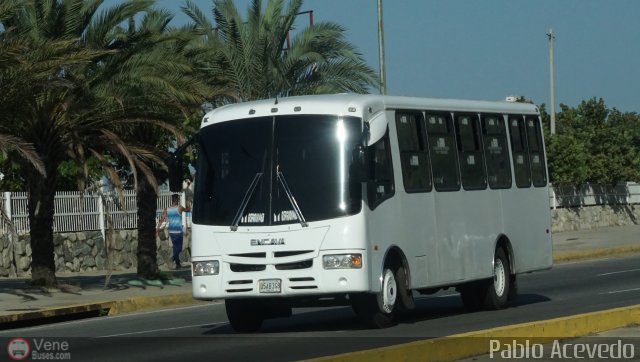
[552,224,640,262]
[1,225,640,328]
[0,268,201,326]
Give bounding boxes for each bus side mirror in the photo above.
[351,145,370,183]
[167,153,183,193]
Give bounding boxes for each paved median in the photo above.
[553,245,640,263]
[305,304,640,362]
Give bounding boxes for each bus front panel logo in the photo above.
[251,238,285,246]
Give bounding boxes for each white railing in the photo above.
[0,189,190,237]
[2,183,639,235]
[549,182,640,209]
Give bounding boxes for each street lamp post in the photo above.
[377,0,386,95]
[547,28,556,134]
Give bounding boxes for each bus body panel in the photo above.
[380,108,546,289]
[501,185,553,273]
[189,94,552,304]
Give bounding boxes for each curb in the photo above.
[0,302,111,325]
[305,304,640,362]
[107,293,202,316]
[0,292,201,327]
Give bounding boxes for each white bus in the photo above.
[169,94,552,332]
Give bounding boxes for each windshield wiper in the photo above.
[230,172,263,231]
[277,170,308,228]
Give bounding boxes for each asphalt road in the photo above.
[2,255,640,362]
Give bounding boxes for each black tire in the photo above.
[508,274,518,302]
[352,266,400,328]
[396,266,415,312]
[483,248,511,310]
[458,248,512,311]
[225,299,264,333]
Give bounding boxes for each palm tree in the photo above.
[1,1,72,175]
[0,0,209,286]
[182,0,378,104]
[106,9,212,279]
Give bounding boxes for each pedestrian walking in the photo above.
[157,194,188,269]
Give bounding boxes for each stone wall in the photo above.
[551,204,640,233]
[0,229,191,277]
[2,204,640,276]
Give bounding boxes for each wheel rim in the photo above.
[378,269,397,314]
[493,258,506,297]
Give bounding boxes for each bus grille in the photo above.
[274,250,314,258]
[228,252,266,258]
[226,279,253,293]
[275,259,313,270]
[230,264,266,272]
[288,276,317,290]
[226,288,252,293]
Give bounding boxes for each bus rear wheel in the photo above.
[225,299,264,333]
[352,266,402,328]
[485,247,511,309]
[458,248,511,311]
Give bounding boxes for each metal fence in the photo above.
[2,183,640,236]
[1,189,189,237]
[549,182,640,209]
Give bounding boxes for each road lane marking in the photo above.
[600,287,640,295]
[97,321,228,337]
[597,268,640,277]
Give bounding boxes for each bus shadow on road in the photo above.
[202,306,363,335]
[513,293,553,307]
[393,293,552,328]
[200,293,551,335]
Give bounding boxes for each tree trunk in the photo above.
[136,177,159,279]
[27,164,58,287]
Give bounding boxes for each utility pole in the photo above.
[547,28,556,134]
[377,0,386,95]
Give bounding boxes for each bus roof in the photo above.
[200,94,540,128]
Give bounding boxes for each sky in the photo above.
[105,0,640,113]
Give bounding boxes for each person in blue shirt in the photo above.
[157,194,188,269]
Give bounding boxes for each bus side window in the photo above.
[526,117,547,187]
[367,127,395,208]
[426,112,460,191]
[395,111,432,192]
[508,116,531,188]
[481,114,512,189]
[454,114,486,190]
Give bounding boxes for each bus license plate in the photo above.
[259,279,281,293]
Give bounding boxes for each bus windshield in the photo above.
[192,114,363,227]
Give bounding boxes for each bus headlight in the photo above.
[193,260,219,276]
[323,254,362,269]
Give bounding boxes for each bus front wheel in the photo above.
[352,266,402,328]
[225,299,264,333]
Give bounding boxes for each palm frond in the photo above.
[0,134,45,176]
[0,0,21,23]
[86,0,153,47]
[181,0,211,33]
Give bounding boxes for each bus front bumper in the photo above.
[191,255,370,300]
